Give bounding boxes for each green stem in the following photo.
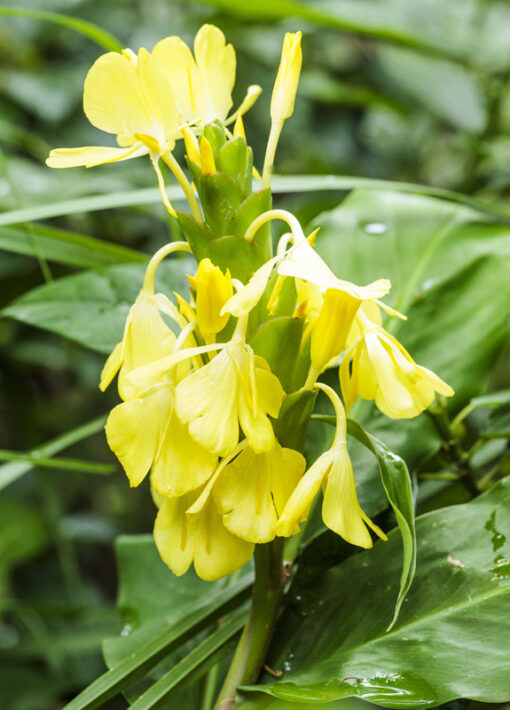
[214,540,285,709]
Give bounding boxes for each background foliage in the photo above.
[0,1,509,709]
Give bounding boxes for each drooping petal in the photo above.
[46,143,148,168]
[118,291,176,399]
[152,411,217,497]
[105,384,172,487]
[154,493,197,576]
[193,499,253,580]
[310,288,361,373]
[214,446,277,543]
[270,446,306,516]
[99,341,123,392]
[175,349,239,456]
[194,24,235,122]
[322,443,383,548]
[276,450,334,537]
[83,51,153,136]
[221,258,278,317]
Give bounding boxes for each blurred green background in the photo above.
[1,1,509,708]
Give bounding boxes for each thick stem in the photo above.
[214,539,285,709]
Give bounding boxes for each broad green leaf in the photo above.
[347,419,416,627]
[63,576,252,710]
[128,608,246,710]
[0,415,107,491]
[3,258,194,354]
[0,224,146,268]
[241,479,510,707]
[0,7,122,52]
[103,536,251,707]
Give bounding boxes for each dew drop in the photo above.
[362,221,388,236]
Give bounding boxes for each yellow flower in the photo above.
[154,485,253,581]
[340,312,454,418]
[271,31,302,122]
[105,381,216,495]
[46,46,180,212]
[189,258,232,342]
[152,24,261,128]
[276,384,386,548]
[175,333,285,457]
[99,289,179,401]
[213,443,306,543]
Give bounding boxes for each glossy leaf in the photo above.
[63,575,251,710]
[241,478,510,707]
[3,259,194,354]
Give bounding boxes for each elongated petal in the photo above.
[276,451,333,537]
[84,51,153,136]
[152,412,217,497]
[237,357,284,453]
[221,258,278,317]
[214,447,278,543]
[137,48,179,146]
[100,341,123,392]
[153,36,204,122]
[154,494,197,576]
[193,499,253,580]
[310,289,361,373]
[270,446,306,516]
[118,291,176,399]
[364,332,415,418]
[195,258,232,336]
[194,24,235,122]
[322,444,378,548]
[46,144,147,168]
[175,349,239,456]
[105,385,171,487]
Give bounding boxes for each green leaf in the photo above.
[0,224,146,268]
[0,415,107,491]
[206,236,263,283]
[63,575,252,710]
[347,419,416,628]
[0,7,123,52]
[0,497,49,571]
[241,479,510,707]
[128,608,246,710]
[3,259,194,354]
[0,449,113,475]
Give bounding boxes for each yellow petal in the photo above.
[46,143,147,168]
[193,499,253,580]
[271,31,302,122]
[154,494,197,576]
[99,341,123,392]
[83,51,153,136]
[214,447,277,543]
[152,36,203,123]
[175,349,240,457]
[222,258,278,317]
[194,24,235,122]
[152,411,217,497]
[310,288,361,373]
[276,451,333,537]
[137,47,179,146]
[322,444,378,548]
[195,258,232,337]
[105,384,172,487]
[118,291,176,399]
[270,446,306,516]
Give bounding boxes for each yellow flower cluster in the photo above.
[46,24,453,582]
